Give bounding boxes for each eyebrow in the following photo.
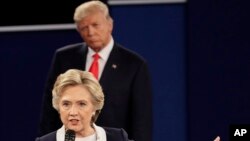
[61,99,88,103]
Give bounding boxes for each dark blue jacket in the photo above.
[36,127,133,141]
[39,42,152,141]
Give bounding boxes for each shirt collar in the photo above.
[56,124,106,141]
[87,37,114,61]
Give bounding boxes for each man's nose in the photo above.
[88,26,95,36]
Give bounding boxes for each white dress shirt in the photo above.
[85,37,114,80]
[56,124,107,141]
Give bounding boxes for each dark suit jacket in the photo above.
[39,42,152,141]
[36,127,133,141]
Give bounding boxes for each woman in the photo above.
[36,69,133,141]
[214,136,220,141]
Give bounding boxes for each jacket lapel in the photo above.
[99,43,120,87]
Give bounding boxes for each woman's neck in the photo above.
[76,127,95,138]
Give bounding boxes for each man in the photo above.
[39,1,152,141]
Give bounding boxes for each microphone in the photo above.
[65,129,75,141]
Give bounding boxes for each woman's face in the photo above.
[58,85,95,136]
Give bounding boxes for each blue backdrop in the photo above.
[0,4,187,141]
[3,1,250,141]
[188,0,250,141]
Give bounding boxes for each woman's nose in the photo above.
[69,105,78,116]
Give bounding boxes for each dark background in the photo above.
[1,0,250,141]
[188,0,250,141]
[0,0,107,26]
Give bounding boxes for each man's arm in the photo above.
[38,51,62,136]
[131,61,153,141]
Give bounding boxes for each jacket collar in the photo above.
[56,124,106,141]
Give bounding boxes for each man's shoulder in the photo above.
[114,43,146,63]
[56,42,86,53]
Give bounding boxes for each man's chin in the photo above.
[89,45,104,51]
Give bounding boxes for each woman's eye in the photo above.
[79,102,86,107]
[62,102,69,107]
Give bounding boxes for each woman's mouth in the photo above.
[69,119,79,125]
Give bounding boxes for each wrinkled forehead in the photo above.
[60,85,91,98]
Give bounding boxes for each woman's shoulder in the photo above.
[35,131,57,141]
[103,127,134,141]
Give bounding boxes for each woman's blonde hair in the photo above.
[52,69,104,123]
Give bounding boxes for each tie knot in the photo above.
[93,53,100,60]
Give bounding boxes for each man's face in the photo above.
[77,12,113,52]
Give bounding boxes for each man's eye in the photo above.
[93,23,101,28]
[79,27,87,32]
